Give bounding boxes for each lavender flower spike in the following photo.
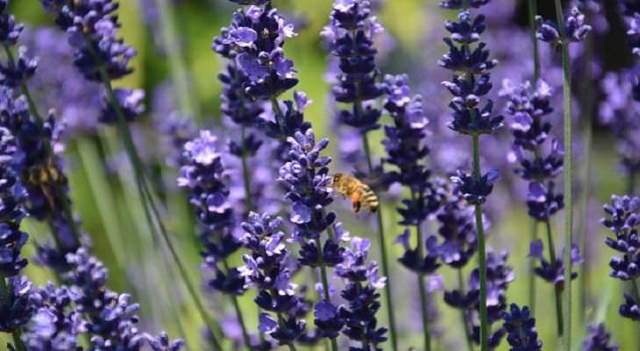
[502,304,542,351]
[39,0,143,124]
[582,324,618,351]
[322,0,385,133]
[240,212,306,347]
[440,1,501,349]
[601,195,640,321]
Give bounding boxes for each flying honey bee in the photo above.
[331,173,379,213]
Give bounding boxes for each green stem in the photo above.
[578,14,594,326]
[528,219,538,315]
[151,0,198,120]
[270,97,285,135]
[240,126,255,213]
[362,133,399,351]
[99,75,222,349]
[457,269,474,351]
[314,237,339,351]
[527,0,541,81]
[221,260,251,350]
[413,191,432,351]
[0,277,27,351]
[471,134,488,351]
[545,220,564,335]
[76,138,127,272]
[553,0,574,347]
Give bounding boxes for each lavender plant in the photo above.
[0,0,638,349]
[536,3,591,345]
[439,1,503,349]
[501,79,567,333]
[322,2,398,348]
[383,74,441,350]
[178,130,251,348]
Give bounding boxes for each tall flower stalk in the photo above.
[0,126,29,351]
[526,0,540,314]
[38,0,221,346]
[501,80,566,334]
[383,74,441,350]
[322,2,398,349]
[278,130,344,351]
[178,130,252,349]
[536,4,591,346]
[439,1,504,349]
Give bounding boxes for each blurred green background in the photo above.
[2,0,635,350]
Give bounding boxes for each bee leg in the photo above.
[352,201,361,213]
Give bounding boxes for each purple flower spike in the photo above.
[323,0,385,133]
[582,324,618,351]
[536,7,591,45]
[179,130,246,296]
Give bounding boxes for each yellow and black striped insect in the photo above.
[331,173,379,213]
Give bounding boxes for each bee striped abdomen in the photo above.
[331,173,379,213]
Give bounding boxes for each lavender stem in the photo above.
[363,133,399,351]
[578,11,595,327]
[413,192,432,351]
[527,0,540,81]
[545,219,564,335]
[99,72,222,350]
[528,219,538,315]
[457,268,474,351]
[471,134,489,351]
[553,0,575,347]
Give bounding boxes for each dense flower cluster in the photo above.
[213,3,297,100]
[279,130,336,250]
[528,239,581,286]
[323,0,385,133]
[433,192,478,269]
[0,127,27,278]
[178,130,246,296]
[601,195,640,320]
[0,276,35,333]
[23,283,87,350]
[383,74,439,223]
[213,2,310,163]
[383,74,442,277]
[502,80,564,221]
[39,0,144,124]
[536,7,592,44]
[502,304,542,351]
[439,3,502,205]
[335,237,388,348]
[240,212,306,346]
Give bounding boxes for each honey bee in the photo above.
[331,173,379,213]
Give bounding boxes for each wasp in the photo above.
[331,173,379,213]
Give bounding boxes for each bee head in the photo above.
[332,173,343,185]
